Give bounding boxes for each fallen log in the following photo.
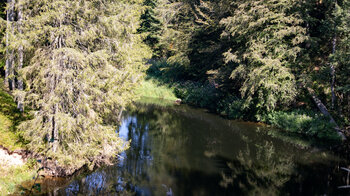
[306,87,346,140]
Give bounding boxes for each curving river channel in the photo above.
[17,102,350,195]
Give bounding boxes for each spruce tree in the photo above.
[332,0,350,123]
[220,0,308,114]
[13,0,150,174]
[138,0,162,55]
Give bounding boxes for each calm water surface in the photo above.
[18,103,350,195]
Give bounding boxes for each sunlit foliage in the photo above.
[8,0,151,171]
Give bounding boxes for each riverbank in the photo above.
[0,79,37,195]
[0,147,36,195]
[135,78,178,102]
[140,60,347,146]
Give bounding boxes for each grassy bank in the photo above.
[0,163,36,195]
[145,60,343,144]
[0,78,36,195]
[135,78,178,102]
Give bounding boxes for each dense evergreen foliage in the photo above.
[1,0,151,174]
[0,0,349,175]
[138,0,162,55]
[144,0,350,139]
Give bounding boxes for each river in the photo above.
[16,102,350,195]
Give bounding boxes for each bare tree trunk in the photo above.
[17,0,24,112]
[5,0,16,90]
[331,35,336,109]
[52,104,59,153]
[307,87,345,140]
[5,0,12,89]
[331,0,338,110]
[4,1,9,88]
[118,106,125,121]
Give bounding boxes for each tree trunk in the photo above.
[331,35,336,109]
[5,0,15,90]
[307,87,346,140]
[52,104,59,153]
[4,0,9,88]
[17,0,24,112]
[118,106,124,121]
[331,0,338,110]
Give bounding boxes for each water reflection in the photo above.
[18,103,350,195]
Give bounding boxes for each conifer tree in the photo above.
[138,0,162,55]
[332,0,350,123]
[220,0,308,114]
[13,0,150,174]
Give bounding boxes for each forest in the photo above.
[0,0,349,195]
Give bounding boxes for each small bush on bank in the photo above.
[262,110,341,141]
[174,81,219,110]
[216,95,246,120]
[146,59,189,83]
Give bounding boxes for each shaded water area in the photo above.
[17,102,350,195]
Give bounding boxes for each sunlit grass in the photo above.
[0,164,36,195]
[0,78,27,151]
[0,78,35,195]
[135,79,178,101]
[0,113,23,151]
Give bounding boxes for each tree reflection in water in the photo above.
[20,103,350,195]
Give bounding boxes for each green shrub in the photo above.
[174,81,219,110]
[216,95,246,119]
[263,110,341,141]
[145,60,342,143]
[146,59,189,83]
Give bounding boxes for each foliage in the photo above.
[216,95,246,120]
[8,0,150,171]
[145,59,342,142]
[0,163,36,195]
[220,0,307,112]
[0,78,28,151]
[332,0,350,124]
[263,110,341,141]
[146,59,189,82]
[0,79,35,195]
[138,0,162,55]
[174,81,219,109]
[140,0,350,139]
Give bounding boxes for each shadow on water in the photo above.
[16,102,350,195]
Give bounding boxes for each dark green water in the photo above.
[19,103,350,195]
